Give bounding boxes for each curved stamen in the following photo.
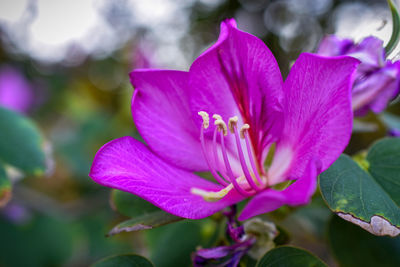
[218,125,253,197]
[212,126,228,181]
[198,112,228,186]
[229,118,263,192]
[241,124,265,187]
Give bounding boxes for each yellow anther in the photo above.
[228,116,238,133]
[240,124,250,139]
[198,111,209,129]
[215,119,228,136]
[212,114,222,120]
[191,184,233,202]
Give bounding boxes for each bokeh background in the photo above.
[0,0,398,266]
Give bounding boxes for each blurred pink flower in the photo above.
[90,19,358,220]
[0,66,33,114]
[318,35,400,116]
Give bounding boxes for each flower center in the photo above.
[191,111,267,201]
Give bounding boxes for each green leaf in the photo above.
[328,215,400,267]
[385,0,400,55]
[256,246,327,267]
[92,254,153,267]
[320,138,400,237]
[0,214,74,267]
[148,221,204,267]
[0,107,46,175]
[0,164,11,207]
[108,210,183,236]
[110,189,159,218]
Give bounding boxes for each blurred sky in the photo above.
[0,0,399,67]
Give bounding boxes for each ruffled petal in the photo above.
[189,19,284,165]
[317,35,354,57]
[238,158,319,221]
[130,69,207,171]
[272,53,359,182]
[353,61,400,115]
[89,136,244,219]
[347,36,385,68]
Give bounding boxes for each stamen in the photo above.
[215,119,228,136]
[228,116,239,133]
[198,113,228,186]
[191,184,233,202]
[241,125,265,187]
[198,111,210,129]
[231,121,263,192]
[218,126,253,197]
[240,124,250,139]
[212,114,222,120]
[212,126,228,180]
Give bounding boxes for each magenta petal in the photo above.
[352,61,400,114]
[131,69,207,171]
[89,136,244,219]
[280,53,359,178]
[317,35,354,56]
[347,36,385,67]
[238,159,319,221]
[188,19,284,162]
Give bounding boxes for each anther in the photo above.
[228,116,238,133]
[215,119,228,136]
[212,114,222,120]
[240,124,250,139]
[198,111,209,129]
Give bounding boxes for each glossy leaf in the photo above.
[92,254,154,267]
[0,164,11,207]
[0,107,46,175]
[328,215,400,267]
[256,246,327,267]
[108,210,183,236]
[111,189,159,218]
[320,138,400,236]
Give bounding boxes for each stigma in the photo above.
[193,111,267,201]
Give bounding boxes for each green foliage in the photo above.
[320,138,400,236]
[109,189,183,236]
[328,215,400,267]
[0,215,74,267]
[0,107,46,175]
[92,254,153,267]
[108,210,183,236]
[256,246,327,267]
[0,163,11,206]
[111,189,160,218]
[147,221,205,267]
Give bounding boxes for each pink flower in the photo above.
[318,35,400,116]
[90,19,358,220]
[0,66,33,114]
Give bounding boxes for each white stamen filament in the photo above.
[193,113,268,201]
